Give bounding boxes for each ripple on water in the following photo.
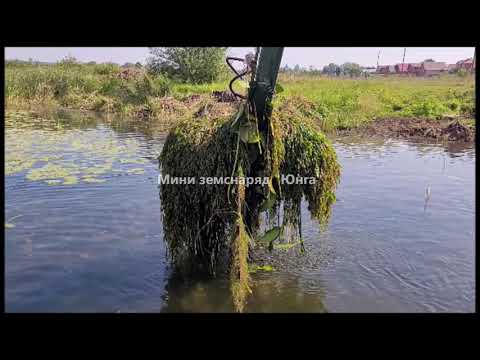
[4,110,476,313]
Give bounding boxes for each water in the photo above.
[4,109,475,313]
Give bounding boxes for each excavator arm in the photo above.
[226,47,284,126]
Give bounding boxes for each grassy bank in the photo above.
[5,61,475,131]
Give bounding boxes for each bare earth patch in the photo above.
[340,117,475,143]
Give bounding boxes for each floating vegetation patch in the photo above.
[5,110,155,186]
[126,168,145,175]
[62,176,79,185]
[248,264,275,273]
[159,94,340,312]
[45,179,63,185]
[5,215,23,229]
[82,177,107,184]
[120,158,148,164]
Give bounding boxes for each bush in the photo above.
[92,63,120,76]
[151,74,171,97]
[146,47,228,84]
[456,68,468,78]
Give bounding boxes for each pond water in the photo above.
[4,108,475,313]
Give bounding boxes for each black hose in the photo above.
[226,57,250,100]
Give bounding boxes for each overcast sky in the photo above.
[5,47,475,68]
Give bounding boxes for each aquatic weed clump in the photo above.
[273,100,341,231]
[159,101,340,312]
[159,117,243,274]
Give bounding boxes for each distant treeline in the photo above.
[6,57,144,69]
[280,63,375,77]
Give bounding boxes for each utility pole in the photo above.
[401,47,406,76]
[377,50,381,68]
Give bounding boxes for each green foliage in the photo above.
[5,61,173,112]
[340,62,362,77]
[273,75,475,128]
[322,63,341,76]
[146,47,228,84]
[5,62,475,127]
[92,63,120,76]
[159,100,341,311]
[456,68,468,78]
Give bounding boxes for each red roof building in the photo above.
[456,58,475,70]
[395,63,409,73]
[407,63,422,75]
[415,62,448,76]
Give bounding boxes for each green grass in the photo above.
[273,74,475,130]
[5,61,475,130]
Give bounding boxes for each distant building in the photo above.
[362,66,377,75]
[456,58,475,71]
[407,63,422,75]
[395,63,409,73]
[377,65,396,74]
[447,64,458,73]
[417,62,448,76]
[372,58,472,77]
[376,65,390,74]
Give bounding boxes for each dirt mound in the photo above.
[356,117,474,142]
[212,90,239,103]
[441,121,473,142]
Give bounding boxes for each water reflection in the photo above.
[161,267,327,313]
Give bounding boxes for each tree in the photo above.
[424,59,435,62]
[340,62,362,77]
[322,63,339,76]
[146,47,228,84]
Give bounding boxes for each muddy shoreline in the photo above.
[335,117,475,143]
[7,98,475,144]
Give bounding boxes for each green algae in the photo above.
[273,241,301,250]
[45,179,63,185]
[5,110,152,186]
[82,177,107,183]
[5,215,23,229]
[27,164,72,181]
[62,176,79,185]
[5,159,37,176]
[159,96,340,312]
[248,264,275,273]
[126,168,145,175]
[120,158,148,164]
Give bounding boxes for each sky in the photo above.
[5,47,475,68]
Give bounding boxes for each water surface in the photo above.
[5,109,475,312]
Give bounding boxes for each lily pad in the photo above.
[62,176,78,185]
[248,264,275,273]
[83,177,106,183]
[45,179,62,185]
[126,168,145,175]
[257,226,281,244]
